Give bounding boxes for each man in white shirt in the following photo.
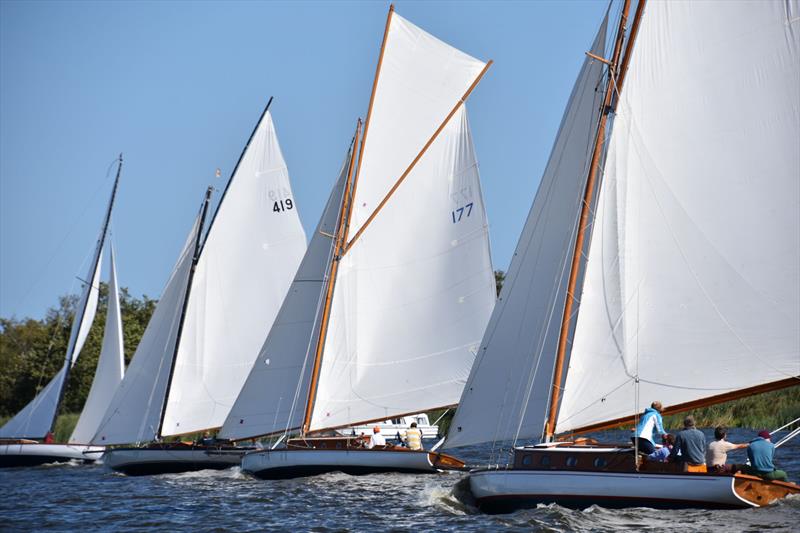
[707,426,747,472]
[367,426,386,449]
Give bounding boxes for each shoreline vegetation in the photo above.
[2,279,798,442]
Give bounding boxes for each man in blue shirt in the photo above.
[745,430,788,482]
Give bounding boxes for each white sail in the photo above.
[70,243,125,444]
[309,105,495,432]
[557,0,800,433]
[0,244,105,439]
[219,148,351,441]
[445,19,609,449]
[346,11,487,239]
[0,367,66,439]
[160,110,307,437]
[92,216,200,445]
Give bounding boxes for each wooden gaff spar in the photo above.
[445,0,800,513]
[95,101,309,476]
[222,5,497,479]
[1,157,124,468]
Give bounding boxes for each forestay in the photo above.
[220,147,351,441]
[444,18,608,449]
[161,110,306,437]
[309,105,495,432]
[92,217,200,445]
[557,1,800,433]
[70,244,125,444]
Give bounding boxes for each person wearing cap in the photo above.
[669,415,707,472]
[633,401,667,455]
[744,430,788,482]
[367,426,386,449]
[404,422,423,451]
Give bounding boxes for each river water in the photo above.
[2,428,798,531]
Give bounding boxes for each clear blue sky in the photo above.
[1,0,611,320]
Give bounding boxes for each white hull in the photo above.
[104,446,247,476]
[242,448,445,479]
[0,443,104,468]
[469,469,755,512]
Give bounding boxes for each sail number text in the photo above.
[451,202,473,223]
[273,199,294,213]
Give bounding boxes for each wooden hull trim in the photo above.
[241,447,464,480]
[0,443,104,468]
[103,446,248,476]
[468,468,800,514]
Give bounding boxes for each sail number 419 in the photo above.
[273,199,294,213]
[451,202,473,223]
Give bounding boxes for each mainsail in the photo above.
[309,105,496,432]
[92,214,201,445]
[0,158,121,440]
[447,0,799,449]
[445,17,608,449]
[160,108,307,437]
[556,0,800,433]
[69,243,125,444]
[219,144,352,441]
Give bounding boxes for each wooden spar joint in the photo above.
[585,51,612,66]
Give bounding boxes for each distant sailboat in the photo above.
[0,156,125,467]
[445,0,800,512]
[95,100,308,475]
[225,6,496,479]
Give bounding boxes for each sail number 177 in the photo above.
[451,202,473,223]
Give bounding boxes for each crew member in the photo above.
[367,426,386,449]
[404,422,423,451]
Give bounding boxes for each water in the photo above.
[2,428,798,532]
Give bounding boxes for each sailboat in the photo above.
[224,6,497,480]
[95,100,308,475]
[0,156,125,467]
[445,0,800,512]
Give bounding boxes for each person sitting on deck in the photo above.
[367,426,386,449]
[646,433,674,462]
[43,431,55,444]
[404,422,423,451]
[669,415,707,472]
[706,426,747,473]
[743,430,789,482]
[633,401,666,455]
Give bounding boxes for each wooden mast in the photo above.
[301,120,362,435]
[49,154,123,436]
[545,0,636,440]
[301,4,394,435]
[156,186,213,439]
[342,60,493,256]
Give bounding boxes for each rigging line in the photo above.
[772,416,800,434]
[556,376,636,427]
[9,155,120,318]
[774,426,800,449]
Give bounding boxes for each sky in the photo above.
[0,0,612,320]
